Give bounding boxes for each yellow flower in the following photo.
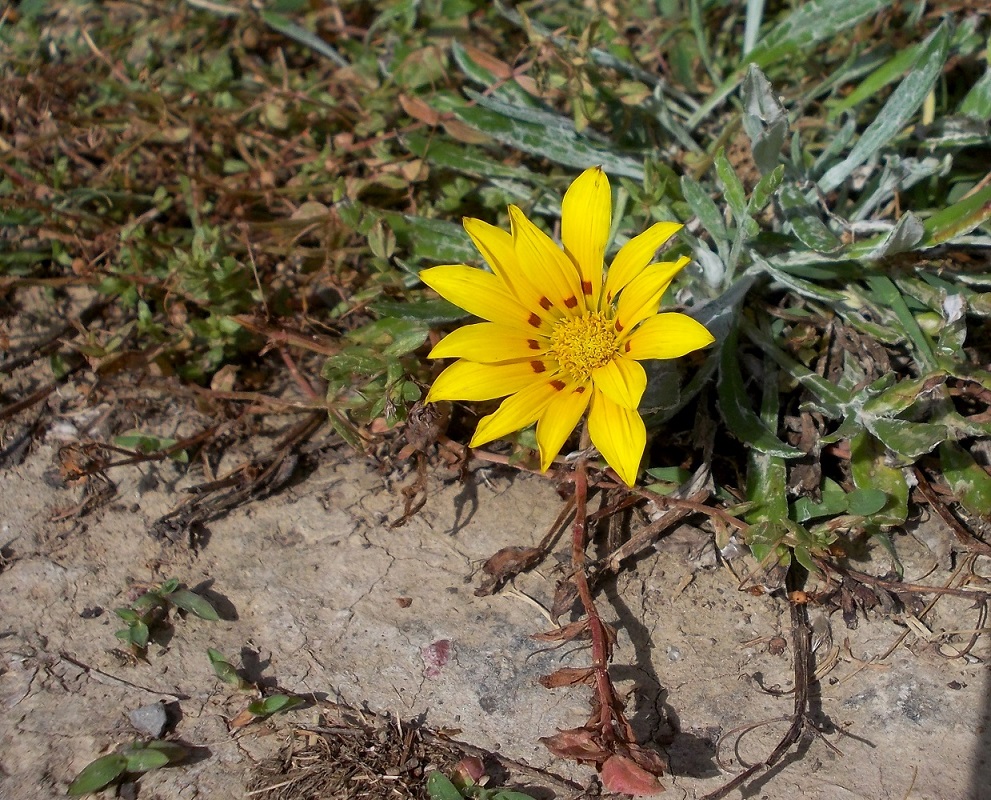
[421,167,715,486]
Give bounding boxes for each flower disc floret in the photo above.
[550,312,619,384]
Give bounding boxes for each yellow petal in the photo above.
[562,167,611,306]
[426,359,549,403]
[429,322,547,362]
[588,389,646,487]
[614,257,690,334]
[536,383,592,472]
[591,357,646,410]
[420,265,545,332]
[622,313,716,360]
[509,205,585,315]
[604,222,683,305]
[463,217,551,319]
[470,378,563,448]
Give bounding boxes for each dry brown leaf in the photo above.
[398,93,440,125]
[538,666,595,688]
[600,754,666,796]
[539,727,610,763]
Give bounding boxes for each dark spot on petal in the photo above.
[582,280,594,296]
[527,339,542,350]
[550,379,566,391]
[527,313,541,328]
[539,296,553,310]
[564,295,578,309]
[614,320,625,333]
[624,341,632,353]
[574,385,587,394]
[531,361,547,373]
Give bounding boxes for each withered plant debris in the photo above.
[245,702,582,800]
[152,413,326,544]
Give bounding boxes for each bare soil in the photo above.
[2,416,990,800]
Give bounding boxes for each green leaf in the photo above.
[452,100,644,180]
[922,183,991,248]
[168,589,220,621]
[715,149,747,226]
[381,211,478,265]
[850,430,909,526]
[67,754,129,796]
[248,695,304,717]
[959,68,991,122]
[861,371,946,416]
[777,185,842,253]
[368,298,466,325]
[688,0,888,129]
[748,165,785,214]
[208,648,244,687]
[793,478,849,522]
[113,431,184,460]
[829,41,924,117]
[740,65,788,174]
[718,325,802,458]
[745,357,791,528]
[740,318,850,417]
[426,772,465,800]
[939,441,991,518]
[131,621,150,649]
[870,419,948,463]
[752,0,890,61]
[346,318,430,356]
[122,747,170,773]
[818,24,949,193]
[259,10,348,67]
[401,134,535,181]
[846,487,889,517]
[681,176,728,244]
[865,276,937,370]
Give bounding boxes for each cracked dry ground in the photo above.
[2,429,991,799]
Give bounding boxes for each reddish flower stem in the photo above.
[572,434,617,742]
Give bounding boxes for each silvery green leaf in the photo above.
[960,67,991,122]
[641,276,755,424]
[452,102,644,180]
[777,184,843,253]
[851,156,951,221]
[818,23,949,193]
[856,212,924,260]
[741,65,788,174]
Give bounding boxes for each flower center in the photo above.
[549,311,619,383]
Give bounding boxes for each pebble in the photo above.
[129,702,168,738]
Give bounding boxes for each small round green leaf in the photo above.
[846,488,889,517]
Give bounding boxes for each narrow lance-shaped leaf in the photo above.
[169,589,220,621]
[67,754,129,796]
[819,24,949,193]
